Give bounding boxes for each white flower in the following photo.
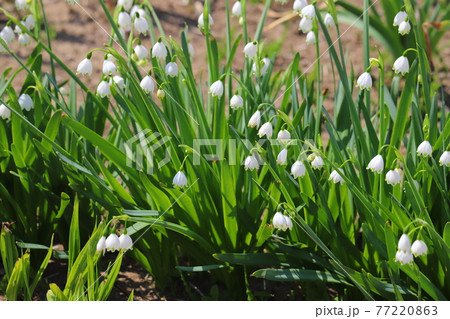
[248,111,261,128]
[118,0,133,11]
[395,250,413,265]
[393,11,408,27]
[244,41,258,59]
[398,21,411,36]
[96,236,106,254]
[244,155,259,171]
[97,81,111,98]
[232,1,242,17]
[140,75,155,94]
[272,212,286,231]
[0,104,11,120]
[230,95,244,109]
[134,16,149,35]
[252,57,271,75]
[311,156,324,170]
[291,161,306,178]
[15,0,29,11]
[417,141,432,157]
[411,240,427,257]
[324,13,335,28]
[386,169,401,186]
[277,129,291,144]
[18,94,33,111]
[367,154,384,174]
[300,4,315,20]
[1,26,15,43]
[285,215,293,230]
[293,0,308,14]
[134,44,148,60]
[152,41,167,61]
[356,72,372,90]
[392,56,409,75]
[165,62,179,77]
[305,31,317,45]
[24,15,35,30]
[105,234,120,252]
[188,42,195,57]
[157,89,166,100]
[198,13,214,28]
[299,17,313,33]
[118,11,132,31]
[209,80,224,97]
[329,168,345,184]
[397,234,411,253]
[439,151,450,167]
[276,149,288,165]
[113,75,125,90]
[173,171,188,188]
[102,60,116,76]
[119,234,133,250]
[131,6,147,20]
[258,122,273,139]
[76,58,92,76]
[18,33,30,46]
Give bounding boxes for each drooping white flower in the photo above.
[276,149,288,165]
[258,122,273,139]
[152,41,167,61]
[356,72,372,90]
[311,155,324,170]
[395,250,413,265]
[324,13,335,28]
[134,44,148,60]
[140,75,155,94]
[113,75,125,90]
[18,33,30,46]
[24,15,35,30]
[97,81,112,98]
[1,26,15,43]
[367,154,384,174]
[230,95,244,109]
[248,111,261,128]
[272,212,286,231]
[291,161,306,178]
[96,236,106,254]
[411,240,427,257]
[244,155,259,171]
[285,215,293,230]
[209,80,224,97]
[305,31,317,45]
[293,0,308,14]
[105,234,120,252]
[439,151,450,167]
[18,94,33,111]
[397,234,411,253]
[118,11,132,31]
[102,59,116,76]
[134,15,149,35]
[299,17,313,33]
[252,57,271,76]
[165,62,179,78]
[417,141,432,157]
[173,171,188,188]
[329,168,345,184]
[119,234,133,250]
[157,89,165,100]
[118,0,133,11]
[244,41,258,59]
[131,6,147,20]
[277,129,291,144]
[232,1,242,17]
[398,20,411,36]
[393,11,408,27]
[386,169,401,186]
[15,0,29,11]
[0,104,11,120]
[76,58,92,76]
[198,13,214,28]
[392,56,410,75]
[300,4,315,20]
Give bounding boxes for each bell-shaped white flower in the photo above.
[140,75,155,94]
[18,94,33,111]
[285,215,293,230]
[411,240,427,257]
[393,11,408,27]
[324,13,335,28]
[118,0,133,11]
[395,250,413,265]
[173,171,188,188]
[277,129,291,144]
[230,95,244,109]
[398,20,411,36]
[293,0,308,14]
[397,234,411,253]
[152,41,167,61]
[305,31,317,45]
[209,80,224,97]
[97,81,111,98]
[392,56,409,75]
[252,57,271,75]
[105,234,120,252]
[113,75,125,90]
[96,236,106,255]
[157,89,166,100]
[15,0,29,11]
[367,154,384,174]
[77,58,92,76]
[356,72,372,90]
[276,149,288,165]
[311,155,324,170]
[258,122,273,139]
[291,161,306,178]
[0,104,11,120]
[18,33,30,46]
[118,11,132,31]
[131,6,147,20]
[248,111,261,128]
[1,26,15,43]
[165,62,179,78]
[119,234,133,250]
[134,44,148,60]
[439,151,450,167]
[232,1,242,17]
[134,15,149,35]
[24,15,35,30]
[198,13,214,28]
[272,212,286,231]
[300,4,315,20]
[329,168,345,184]
[386,169,401,186]
[244,155,259,171]
[417,141,432,157]
[299,17,313,33]
[244,41,258,59]
[102,60,116,76]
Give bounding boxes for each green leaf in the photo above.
[252,268,351,285]
[176,264,227,272]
